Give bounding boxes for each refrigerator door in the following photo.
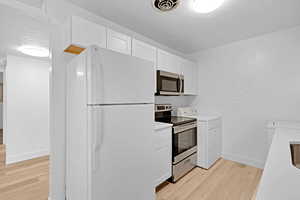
[85,46,155,105]
[88,104,155,200]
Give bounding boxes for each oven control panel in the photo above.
[155,104,172,112]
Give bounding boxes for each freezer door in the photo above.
[88,104,155,200]
[86,46,155,105]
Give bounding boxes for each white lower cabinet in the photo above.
[198,117,222,169]
[154,124,172,186]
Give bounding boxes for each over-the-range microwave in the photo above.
[156,70,184,96]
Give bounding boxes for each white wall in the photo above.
[191,26,300,168]
[155,96,197,109]
[5,55,50,164]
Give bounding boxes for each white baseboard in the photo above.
[6,149,49,164]
[222,152,265,169]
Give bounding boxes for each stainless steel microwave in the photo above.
[156,70,184,96]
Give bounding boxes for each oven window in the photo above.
[173,128,197,156]
[161,78,178,92]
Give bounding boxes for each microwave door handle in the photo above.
[177,76,181,94]
[179,75,183,94]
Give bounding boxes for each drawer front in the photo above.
[208,119,222,130]
[172,153,197,182]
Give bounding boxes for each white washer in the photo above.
[175,107,222,169]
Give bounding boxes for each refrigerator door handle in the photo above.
[91,108,103,171]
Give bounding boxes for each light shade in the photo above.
[17,45,50,58]
[193,0,226,13]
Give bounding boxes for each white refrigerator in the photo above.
[66,46,155,200]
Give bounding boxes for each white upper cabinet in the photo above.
[63,16,107,53]
[132,39,157,94]
[181,59,198,95]
[157,49,181,74]
[107,29,132,55]
[132,39,157,63]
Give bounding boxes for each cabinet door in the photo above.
[71,16,107,49]
[154,127,172,186]
[132,39,157,94]
[207,127,222,167]
[157,49,181,74]
[107,29,132,55]
[63,16,107,54]
[182,59,198,95]
[132,39,156,63]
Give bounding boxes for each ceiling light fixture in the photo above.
[193,0,226,13]
[17,45,50,58]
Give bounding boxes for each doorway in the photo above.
[0,3,51,200]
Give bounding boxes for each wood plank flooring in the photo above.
[156,159,262,200]
[0,157,262,200]
[0,144,5,170]
[0,156,49,200]
[0,129,3,145]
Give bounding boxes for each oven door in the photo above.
[173,122,197,164]
[157,70,184,96]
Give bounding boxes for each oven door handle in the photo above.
[173,122,197,134]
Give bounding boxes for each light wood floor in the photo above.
[0,129,3,145]
[0,144,5,170]
[0,157,262,200]
[156,159,262,200]
[0,156,49,200]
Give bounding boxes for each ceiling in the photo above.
[67,0,300,54]
[0,4,50,60]
[14,0,43,9]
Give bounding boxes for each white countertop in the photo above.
[197,114,221,121]
[256,127,300,200]
[175,114,221,122]
[154,122,173,130]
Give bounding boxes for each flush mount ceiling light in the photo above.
[193,0,226,13]
[17,45,50,58]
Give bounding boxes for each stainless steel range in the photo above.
[155,104,197,182]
